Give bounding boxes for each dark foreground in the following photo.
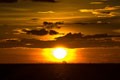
[0,64,120,80]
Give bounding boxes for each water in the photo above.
[0,64,119,80]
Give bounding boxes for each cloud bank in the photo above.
[0,33,120,48]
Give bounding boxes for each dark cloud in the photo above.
[0,0,57,3]
[0,33,120,48]
[106,0,120,5]
[69,34,119,47]
[49,30,59,35]
[55,33,120,48]
[22,28,60,36]
[0,38,56,48]
[0,0,17,3]
[56,33,120,40]
[32,0,57,2]
[56,33,83,41]
[23,28,48,36]
[42,21,64,29]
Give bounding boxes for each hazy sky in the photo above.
[0,0,120,64]
[0,0,120,20]
[0,0,120,48]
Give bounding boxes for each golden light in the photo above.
[53,48,67,59]
[42,47,76,63]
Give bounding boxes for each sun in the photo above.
[53,48,67,59]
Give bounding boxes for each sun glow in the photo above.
[42,47,76,63]
[53,48,67,59]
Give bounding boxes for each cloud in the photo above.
[56,33,83,41]
[0,38,20,42]
[0,0,57,3]
[79,6,120,17]
[80,9,112,17]
[80,9,93,13]
[0,38,56,48]
[0,33,120,48]
[22,28,60,36]
[2,7,31,12]
[42,21,63,29]
[109,12,120,17]
[13,28,30,34]
[32,0,57,2]
[56,33,116,41]
[90,2,104,4]
[113,29,120,33]
[104,6,120,10]
[0,0,17,3]
[12,21,63,36]
[55,33,120,48]
[49,30,59,35]
[101,0,108,1]
[55,33,120,43]
[38,11,55,14]
[23,28,48,36]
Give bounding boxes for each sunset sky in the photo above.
[0,0,120,63]
[0,0,120,48]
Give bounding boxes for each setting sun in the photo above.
[42,48,76,63]
[53,48,67,59]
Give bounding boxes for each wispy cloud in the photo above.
[0,0,57,3]
[105,6,120,10]
[79,6,120,17]
[38,11,55,14]
[13,28,30,34]
[113,29,120,33]
[0,7,32,12]
[90,2,104,4]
